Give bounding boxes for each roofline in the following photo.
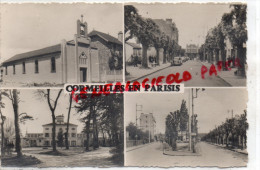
[42,123,78,126]
[89,31,122,45]
[2,51,61,65]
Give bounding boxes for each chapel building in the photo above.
[0,17,123,85]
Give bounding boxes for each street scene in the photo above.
[0,4,123,87]
[0,90,124,167]
[125,88,248,167]
[125,4,247,87]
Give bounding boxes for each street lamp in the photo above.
[189,88,205,153]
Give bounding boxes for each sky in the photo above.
[1,89,83,136]
[0,3,123,63]
[130,3,232,48]
[125,88,248,134]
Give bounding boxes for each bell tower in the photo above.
[77,15,88,38]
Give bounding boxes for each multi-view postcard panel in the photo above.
[0,3,123,87]
[0,2,251,169]
[0,90,124,167]
[125,3,247,87]
[124,88,248,167]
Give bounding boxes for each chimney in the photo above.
[118,31,123,42]
[166,18,172,25]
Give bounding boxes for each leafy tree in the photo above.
[161,33,170,64]
[57,129,64,148]
[222,4,247,76]
[152,35,162,66]
[76,94,99,150]
[165,111,181,151]
[124,5,141,42]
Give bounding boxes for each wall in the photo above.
[2,53,62,85]
[125,43,134,62]
[90,36,123,82]
[42,124,78,146]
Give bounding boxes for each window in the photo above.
[72,128,75,130]
[45,128,49,130]
[45,133,49,137]
[35,60,39,73]
[13,64,15,74]
[71,133,76,137]
[22,62,26,74]
[51,57,56,73]
[5,66,7,75]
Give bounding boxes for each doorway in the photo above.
[80,68,87,82]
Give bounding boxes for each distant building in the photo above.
[125,42,142,64]
[149,19,179,63]
[0,17,122,85]
[153,19,179,43]
[41,115,79,147]
[186,44,199,60]
[139,113,156,140]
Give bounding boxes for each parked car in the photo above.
[171,57,183,66]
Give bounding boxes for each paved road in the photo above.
[136,60,231,87]
[126,142,247,167]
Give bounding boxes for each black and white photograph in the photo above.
[125,3,247,87]
[0,3,123,87]
[0,90,124,167]
[125,88,248,167]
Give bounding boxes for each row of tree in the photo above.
[201,110,248,150]
[126,122,150,144]
[165,100,189,151]
[125,5,182,68]
[199,4,247,76]
[76,94,124,151]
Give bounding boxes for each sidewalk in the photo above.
[126,142,153,152]
[125,63,171,82]
[209,143,248,155]
[200,61,246,87]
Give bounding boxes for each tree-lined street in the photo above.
[136,60,231,86]
[126,141,247,167]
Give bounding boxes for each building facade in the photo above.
[186,44,199,60]
[139,113,156,140]
[125,42,142,64]
[1,18,122,85]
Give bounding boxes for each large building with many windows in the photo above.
[139,113,156,140]
[23,115,84,147]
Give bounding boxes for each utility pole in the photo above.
[136,104,142,127]
[149,114,151,143]
[188,89,192,151]
[135,104,142,145]
[191,88,195,153]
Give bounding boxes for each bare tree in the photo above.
[37,89,62,152]
[65,94,73,149]
[2,90,22,157]
[0,90,7,155]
